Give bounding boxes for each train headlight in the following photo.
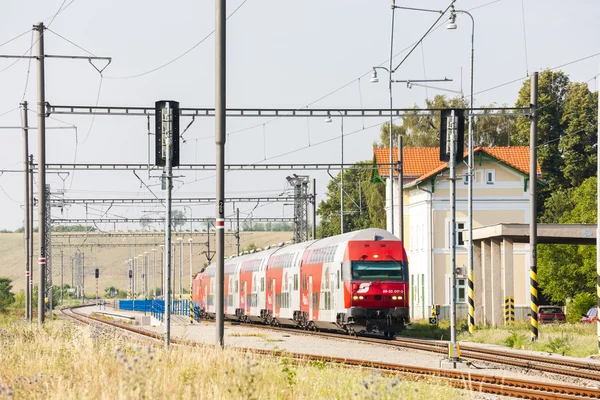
[359,296,364,300]
[397,296,403,300]
[353,295,359,300]
[392,296,397,300]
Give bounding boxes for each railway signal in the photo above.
[95,268,99,309]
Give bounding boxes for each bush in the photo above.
[566,292,596,323]
[0,278,15,312]
[503,331,527,349]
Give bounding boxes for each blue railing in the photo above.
[116,299,192,321]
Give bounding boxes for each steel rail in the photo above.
[61,306,600,399]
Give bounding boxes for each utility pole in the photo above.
[22,101,31,321]
[60,250,63,306]
[28,154,34,320]
[236,208,240,256]
[448,110,459,362]
[179,239,183,300]
[529,72,539,342]
[397,133,403,241]
[152,249,157,299]
[312,178,317,240]
[597,65,600,354]
[35,22,47,324]
[162,101,174,349]
[81,252,85,302]
[189,238,193,324]
[215,0,226,348]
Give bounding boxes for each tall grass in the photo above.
[0,317,464,399]
[457,320,597,357]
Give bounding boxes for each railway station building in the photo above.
[373,146,542,322]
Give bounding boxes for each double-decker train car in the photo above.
[192,228,409,336]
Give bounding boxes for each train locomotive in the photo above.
[192,228,409,336]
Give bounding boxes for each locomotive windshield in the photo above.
[351,261,407,280]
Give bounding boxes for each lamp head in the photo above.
[325,114,332,123]
[370,69,379,83]
[447,6,457,29]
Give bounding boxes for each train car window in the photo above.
[337,270,340,289]
[351,261,407,280]
[260,277,265,292]
[235,280,239,293]
[293,274,299,290]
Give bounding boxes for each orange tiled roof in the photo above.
[374,146,542,183]
[373,147,442,177]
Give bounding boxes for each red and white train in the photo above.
[192,228,409,336]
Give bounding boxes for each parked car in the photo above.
[581,307,598,323]
[538,305,566,323]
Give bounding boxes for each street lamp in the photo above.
[144,251,149,300]
[370,1,456,242]
[151,248,157,299]
[189,238,193,317]
[446,3,476,336]
[159,244,165,298]
[177,237,183,300]
[325,111,345,234]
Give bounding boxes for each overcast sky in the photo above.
[0,0,599,231]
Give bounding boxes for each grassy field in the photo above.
[0,316,464,400]
[0,231,293,296]
[403,319,598,358]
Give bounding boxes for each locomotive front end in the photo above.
[340,240,409,336]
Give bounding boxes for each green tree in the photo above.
[538,177,597,303]
[172,209,186,231]
[559,82,598,187]
[317,161,385,238]
[473,103,514,146]
[377,94,469,148]
[513,70,570,209]
[0,278,15,312]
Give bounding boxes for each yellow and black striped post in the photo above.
[530,268,539,340]
[504,296,515,324]
[529,72,538,342]
[468,268,475,334]
[189,283,194,324]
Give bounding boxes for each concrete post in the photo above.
[473,240,483,325]
[482,239,492,325]
[491,238,503,326]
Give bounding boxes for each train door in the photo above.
[244,281,250,313]
[271,279,276,315]
[309,276,313,320]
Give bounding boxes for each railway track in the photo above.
[217,320,600,383]
[60,306,600,399]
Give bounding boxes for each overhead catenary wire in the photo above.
[520,0,529,76]
[0,30,31,49]
[46,0,69,28]
[225,0,506,137]
[20,31,35,102]
[103,0,248,80]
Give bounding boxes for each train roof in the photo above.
[199,228,400,277]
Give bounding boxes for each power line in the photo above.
[47,0,68,28]
[0,30,31,49]
[520,0,529,76]
[46,28,96,56]
[103,0,249,80]
[225,0,503,137]
[21,31,34,102]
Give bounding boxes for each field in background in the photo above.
[0,231,293,296]
[0,317,462,399]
